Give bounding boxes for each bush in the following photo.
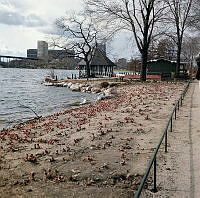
[100,81,109,88]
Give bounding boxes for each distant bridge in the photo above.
[0,55,40,67]
[0,55,39,61]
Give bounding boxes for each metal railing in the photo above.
[134,81,190,198]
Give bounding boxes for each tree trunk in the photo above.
[140,49,148,81]
[86,61,90,80]
[176,44,181,77]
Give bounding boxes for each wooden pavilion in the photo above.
[78,47,115,78]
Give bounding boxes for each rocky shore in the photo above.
[0,81,185,198]
[43,78,126,100]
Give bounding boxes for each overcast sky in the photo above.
[0,0,138,60]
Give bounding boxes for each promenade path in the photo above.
[151,80,200,198]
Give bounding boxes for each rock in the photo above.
[97,94,106,101]
[70,84,80,91]
[96,93,113,101]
[44,77,56,83]
[96,88,117,101]
[56,82,65,87]
[91,87,101,93]
[67,82,73,88]
[104,88,117,96]
[43,82,54,86]
[79,84,86,88]
[63,83,68,87]
[109,82,119,87]
[80,87,86,92]
[85,86,91,91]
[100,81,109,88]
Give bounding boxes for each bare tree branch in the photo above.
[163,0,193,76]
[85,0,167,81]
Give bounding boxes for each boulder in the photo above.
[44,77,56,83]
[56,82,65,87]
[91,87,101,93]
[96,90,116,101]
[109,82,119,87]
[63,83,68,87]
[81,87,86,92]
[43,82,54,86]
[79,83,86,88]
[97,93,107,101]
[100,81,109,88]
[80,87,86,92]
[70,84,80,91]
[67,82,73,88]
[104,88,117,96]
[85,86,92,91]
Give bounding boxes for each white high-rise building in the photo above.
[37,41,48,60]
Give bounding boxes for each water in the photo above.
[0,68,96,130]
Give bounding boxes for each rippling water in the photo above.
[0,68,96,130]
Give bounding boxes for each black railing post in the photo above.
[153,158,158,193]
[180,95,183,106]
[177,101,179,110]
[170,117,173,132]
[165,130,168,153]
[175,107,177,120]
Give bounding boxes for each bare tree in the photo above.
[163,0,193,76]
[85,0,167,81]
[189,0,200,30]
[51,14,99,79]
[148,38,176,60]
[182,36,200,67]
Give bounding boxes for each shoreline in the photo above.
[0,81,185,198]
[0,98,99,133]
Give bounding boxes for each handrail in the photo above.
[134,81,190,198]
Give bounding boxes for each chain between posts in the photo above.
[134,81,190,198]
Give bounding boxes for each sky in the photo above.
[0,0,139,60]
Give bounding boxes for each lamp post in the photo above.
[196,53,200,80]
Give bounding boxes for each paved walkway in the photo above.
[142,80,200,198]
[186,80,200,198]
[162,80,200,198]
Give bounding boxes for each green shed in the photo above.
[147,59,176,74]
[147,59,189,80]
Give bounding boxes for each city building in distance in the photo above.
[37,41,48,60]
[27,41,74,60]
[27,49,37,59]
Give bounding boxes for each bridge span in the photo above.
[0,55,39,61]
[0,55,41,67]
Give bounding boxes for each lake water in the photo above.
[0,68,96,130]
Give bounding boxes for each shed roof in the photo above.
[79,48,116,66]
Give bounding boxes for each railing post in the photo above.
[170,117,173,132]
[153,158,158,193]
[165,130,168,153]
[175,107,177,120]
[180,95,183,106]
[177,101,179,110]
